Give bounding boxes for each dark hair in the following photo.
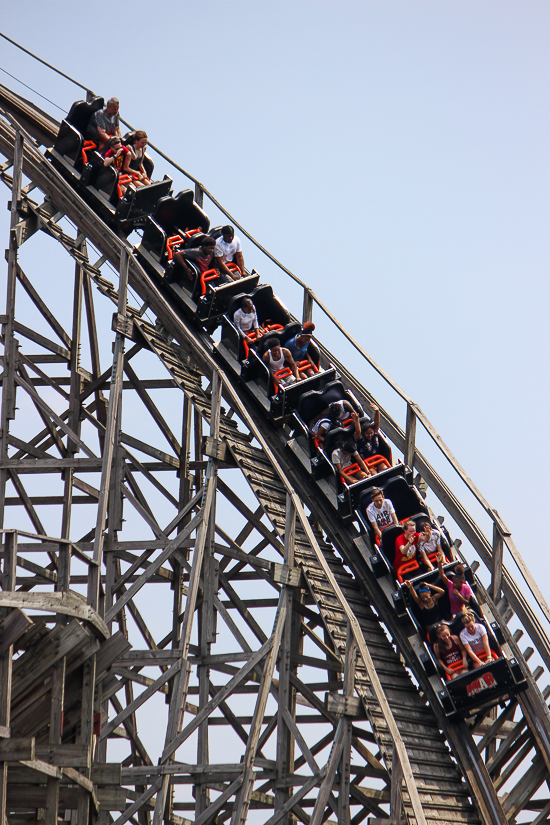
[342,440,356,454]
[266,337,280,350]
[133,130,147,141]
[241,297,254,309]
[361,420,375,434]
[451,564,465,580]
[221,225,234,236]
[300,321,315,335]
[370,487,383,499]
[202,237,216,249]
[419,521,431,532]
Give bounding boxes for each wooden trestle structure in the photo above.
[0,83,549,825]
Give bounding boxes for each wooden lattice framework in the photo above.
[0,87,549,825]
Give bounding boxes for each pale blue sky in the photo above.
[0,0,549,747]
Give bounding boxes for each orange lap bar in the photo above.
[396,558,420,584]
[81,140,97,165]
[365,454,390,471]
[200,268,221,296]
[166,234,185,261]
[339,462,364,486]
[117,174,133,200]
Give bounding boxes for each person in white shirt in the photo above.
[233,297,260,339]
[331,441,370,485]
[417,521,443,559]
[366,488,398,540]
[215,226,245,279]
[459,612,493,668]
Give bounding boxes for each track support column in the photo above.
[0,131,23,528]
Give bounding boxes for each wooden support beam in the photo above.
[404,402,416,470]
[0,532,17,824]
[0,129,23,531]
[88,246,129,612]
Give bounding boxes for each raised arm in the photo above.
[436,550,450,585]
[404,580,422,607]
[425,582,445,598]
[372,404,380,432]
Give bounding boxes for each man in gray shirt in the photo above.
[87,97,121,150]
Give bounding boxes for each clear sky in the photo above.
[1,0,549,763]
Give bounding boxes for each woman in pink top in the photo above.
[436,552,472,617]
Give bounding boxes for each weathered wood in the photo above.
[0,593,108,638]
[0,738,35,761]
[0,608,32,652]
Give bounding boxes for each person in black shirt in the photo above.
[354,404,384,458]
[404,580,445,631]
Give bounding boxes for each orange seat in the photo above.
[262,320,284,332]
[396,558,420,584]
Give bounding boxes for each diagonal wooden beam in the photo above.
[104,509,203,624]
[160,638,273,764]
[101,660,182,740]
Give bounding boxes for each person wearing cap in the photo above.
[283,323,317,377]
[404,580,445,631]
[214,226,245,279]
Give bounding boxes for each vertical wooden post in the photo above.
[302,288,313,325]
[154,374,222,825]
[491,522,504,605]
[0,532,17,824]
[194,183,204,208]
[404,402,417,470]
[195,372,221,820]
[275,495,296,821]
[0,131,23,529]
[88,247,129,612]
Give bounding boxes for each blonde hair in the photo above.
[461,611,475,624]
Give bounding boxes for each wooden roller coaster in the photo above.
[0,78,549,825]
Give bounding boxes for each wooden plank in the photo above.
[0,738,35,761]
[100,660,182,740]
[0,593,108,639]
[0,609,32,652]
[13,321,69,360]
